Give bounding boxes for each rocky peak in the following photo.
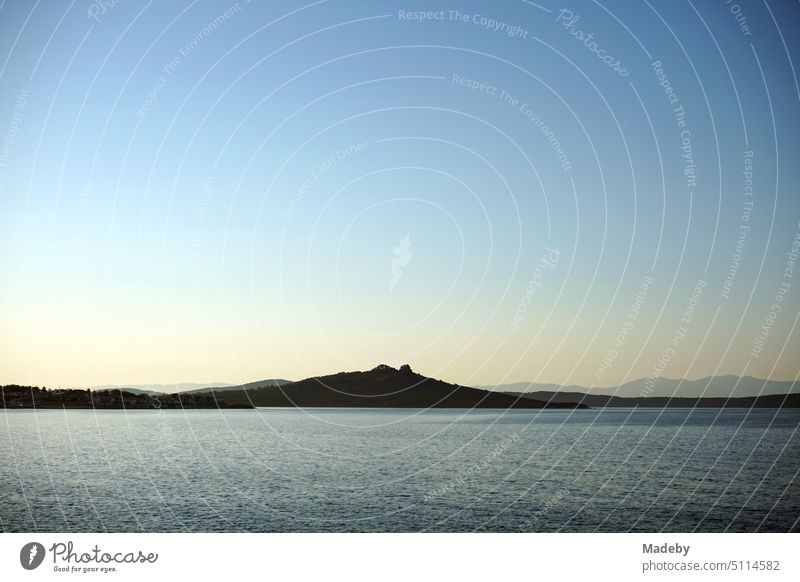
[371,364,396,372]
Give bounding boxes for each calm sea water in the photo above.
[1,408,798,532]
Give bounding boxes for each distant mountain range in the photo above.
[88,382,234,395]
[95,387,166,396]
[506,391,800,409]
[191,364,585,409]
[475,376,799,399]
[179,378,291,395]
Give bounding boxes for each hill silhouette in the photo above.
[209,364,587,409]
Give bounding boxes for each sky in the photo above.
[0,0,799,389]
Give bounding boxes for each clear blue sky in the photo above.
[1,0,798,388]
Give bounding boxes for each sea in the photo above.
[1,408,798,532]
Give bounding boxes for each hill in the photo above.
[211,364,587,409]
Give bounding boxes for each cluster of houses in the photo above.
[0,385,247,409]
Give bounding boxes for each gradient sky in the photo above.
[1,0,799,389]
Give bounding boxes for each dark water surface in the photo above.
[1,408,798,532]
